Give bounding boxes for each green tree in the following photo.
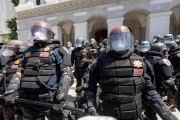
[11,0,19,6]
[6,17,18,40]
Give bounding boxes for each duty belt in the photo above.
[24,69,56,76]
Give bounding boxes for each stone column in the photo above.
[146,12,172,42]
[107,17,124,35]
[52,26,63,44]
[73,22,89,43]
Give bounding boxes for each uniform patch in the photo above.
[11,65,19,70]
[40,52,49,58]
[44,47,50,52]
[14,60,20,65]
[133,69,143,76]
[162,59,171,66]
[133,60,142,68]
[25,52,31,58]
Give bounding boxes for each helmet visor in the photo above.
[110,32,132,52]
[29,26,53,42]
[140,45,150,53]
[2,45,15,57]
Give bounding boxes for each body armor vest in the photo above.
[21,44,60,94]
[74,47,89,70]
[1,55,22,89]
[99,53,145,120]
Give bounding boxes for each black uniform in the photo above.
[71,46,93,87]
[0,55,23,120]
[87,49,178,120]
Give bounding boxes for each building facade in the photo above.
[0,0,14,37]
[15,0,180,45]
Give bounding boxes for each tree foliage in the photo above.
[6,17,18,40]
[11,0,19,6]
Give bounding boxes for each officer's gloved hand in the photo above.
[88,106,98,115]
[4,92,19,104]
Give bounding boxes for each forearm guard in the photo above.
[162,78,177,98]
[5,74,20,95]
[146,90,178,120]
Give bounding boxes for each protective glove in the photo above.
[88,106,98,115]
[4,92,19,104]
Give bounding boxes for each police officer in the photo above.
[99,39,110,57]
[87,26,178,120]
[71,37,93,98]
[4,21,73,120]
[153,35,162,43]
[145,43,177,110]
[0,40,29,120]
[139,41,150,57]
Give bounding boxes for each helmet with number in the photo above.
[109,26,133,52]
[149,43,167,55]
[164,41,178,51]
[175,35,180,43]
[153,35,162,43]
[140,41,150,53]
[29,21,54,43]
[75,37,84,48]
[2,40,29,57]
[163,34,174,43]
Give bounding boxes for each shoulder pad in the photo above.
[162,59,171,66]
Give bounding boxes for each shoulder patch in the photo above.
[162,59,171,66]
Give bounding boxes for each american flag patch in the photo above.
[133,69,143,76]
[11,65,19,70]
[40,52,49,58]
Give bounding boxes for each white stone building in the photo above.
[0,0,14,37]
[15,0,180,45]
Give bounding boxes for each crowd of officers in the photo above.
[0,21,179,120]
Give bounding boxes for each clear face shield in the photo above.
[29,26,53,44]
[110,32,133,52]
[163,38,173,43]
[140,45,150,53]
[2,45,16,57]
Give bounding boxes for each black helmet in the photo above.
[175,35,180,43]
[29,21,54,43]
[164,41,178,51]
[139,41,150,53]
[163,34,174,43]
[75,37,84,47]
[2,40,29,57]
[149,43,167,54]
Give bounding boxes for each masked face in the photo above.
[111,40,126,51]
[2,47,15,57]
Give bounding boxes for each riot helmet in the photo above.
[153,35,162,43]
[149,43,167,55]
[29,21,54,43]
[175,35,180,43]
[163,34,174,43]
[2,40,29,57]
[109,26,133,52]
[75,37,84,48]
[140,41,150,53]
[164,41,178,51]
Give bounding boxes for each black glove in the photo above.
[5,92,19,104]
[88,107,97,115]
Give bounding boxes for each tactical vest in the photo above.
[21,44,60,94]
[74,48,89,70]
[1,55,22,88]
[99,53,145,120]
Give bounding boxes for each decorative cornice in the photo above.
[15,0,106,19]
